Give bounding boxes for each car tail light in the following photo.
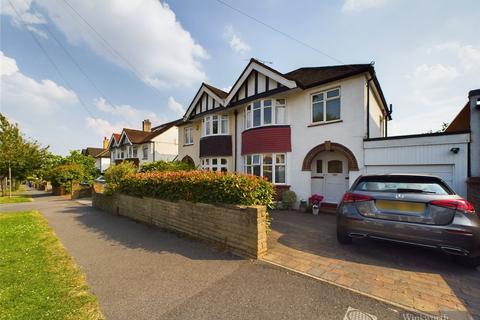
[342,192,373,203]
[430,199,476,214]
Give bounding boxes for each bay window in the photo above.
[201,157,228,172]
[244,153,286,184]
[184,127,193,145]
[202,115,229,136]
[312,88,341,124]
[244,99,286,129]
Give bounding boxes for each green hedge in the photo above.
[48,164,84,192]
[140,161,194,173]
[103,161,137,194]
[117,171,274,207]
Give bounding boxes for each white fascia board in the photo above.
[184,85,226,120]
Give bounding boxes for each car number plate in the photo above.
[376,200,425,213]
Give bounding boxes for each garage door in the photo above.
[365,165,454,188]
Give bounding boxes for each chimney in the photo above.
[103,137,109,149]
[142,119,151,132]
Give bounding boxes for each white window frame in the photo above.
[244,99,287,130]
[201,157,228,172]
[244,153,287,184]
[311,87,341,124]
[142,145,148,160]
[184,127,194,145]
[202,115,229,137]
[132,146,138,158]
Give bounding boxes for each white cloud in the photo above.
[434,42,480,71]
[224,24,251,54]
[0,51,78,113]
[167,97,185,117]
[84,117,122,138]
[341,0,388,13]
[407,63,459,86]
[3,0,209,89]
[2,0,48,37]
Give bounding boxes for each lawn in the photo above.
[0,211,103,320]
[0,195,32,204]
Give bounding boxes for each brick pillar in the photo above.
[467,177,480,213]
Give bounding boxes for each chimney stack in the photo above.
[142,119,151,132]
[103,137,109,149]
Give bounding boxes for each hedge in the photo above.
[117,170,274,208]
[140,160,194,173]
[48,164,84,192]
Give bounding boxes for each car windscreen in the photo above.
[354,176,453,195]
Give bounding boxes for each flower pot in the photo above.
[312,205,319,215]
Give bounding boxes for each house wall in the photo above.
[152,126,178,162]
[363,133,470,197]
[367,84,385,138]
[97,157,110,173]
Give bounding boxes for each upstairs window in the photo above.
[184,127,194,145]
[202,115,229,136]
[312,88,341,124]
[245,99,286,129]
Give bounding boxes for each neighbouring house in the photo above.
[81,137,111,173]
[176,58,477,207]
[108,119,179,166]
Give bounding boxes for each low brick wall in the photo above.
[92,192,267,258]
[467,177,480,213]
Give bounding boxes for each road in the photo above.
[1,191,422,320]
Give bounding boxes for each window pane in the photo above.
[312,102,324,122]
[246,155,251,165]
[253,165,261,176]
[276,154,285,164]
[263,165,272,182]
[205,118,211,135]
[212,116,218,134]
[263,154,272,165]
[275,165,285,183]
[264,100,272,107]
[327,89,340,98]
[212,167,217,172]
[221,158,227,165]
[253,101,261,109]
[220,167,227,173]
[205,158,210,165]
[316,160,323,173]
[276,99,285,105]
[253,108,261,127]
[312,93,323,103]
[264,106,272,124]
[252,155,260,164]
[212,158,217,165]
[221,116,228,134]
[326,98,340,121]
[328,160,343,173]
[246,109,251,128]
[275,105,285,124]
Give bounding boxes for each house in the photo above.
[108,119,179,166]
[81,137,111,173]
[176,58,478,207]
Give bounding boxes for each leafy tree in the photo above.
[62,150,98,181]
[0,113,48,195]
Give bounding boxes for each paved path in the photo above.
[263,210,480,319]
[1,191,421,320]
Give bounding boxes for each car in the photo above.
[336,174,480,267]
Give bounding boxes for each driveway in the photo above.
[1,192,419,320]
[263,210,480,319]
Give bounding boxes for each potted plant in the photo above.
[309,194,324,215]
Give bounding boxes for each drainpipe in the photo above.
[234,110,238,171]
[366,78,372,139]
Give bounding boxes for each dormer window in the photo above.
[244,99,286,130]
[202,115,229,136]
[311,88,341,124]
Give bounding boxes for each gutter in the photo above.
[366,77,372,139]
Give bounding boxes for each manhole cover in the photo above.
[344,307,377,320]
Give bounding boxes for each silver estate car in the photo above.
[336,174,480,267]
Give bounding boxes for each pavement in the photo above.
[263,210,480,319]
[0,190,423,320]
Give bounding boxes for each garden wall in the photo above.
[92,192,267,258]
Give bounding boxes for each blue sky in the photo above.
[1,0,479,155]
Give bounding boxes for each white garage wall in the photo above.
[363,133,470,197]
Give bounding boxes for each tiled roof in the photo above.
[81,147,105,157]
[203,83,228,99]
[445,102,470,133]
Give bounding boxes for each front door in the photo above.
[311,152,349,204]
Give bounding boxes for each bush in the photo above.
[117,170,274,208]
[282,190,297,209]
[103,161,137,194]
[48,164,84,193]
[140,160,194,173]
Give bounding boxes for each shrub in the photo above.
[282,190,297,209]
[48,164,84,193]
[140,160,194,173]
[103,161,137,194]
[117,170,274,208]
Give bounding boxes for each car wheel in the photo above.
[337,229,352,245]
[455,255,480,268]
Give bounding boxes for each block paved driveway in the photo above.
[0,191,422,320]
[262,210,480,319]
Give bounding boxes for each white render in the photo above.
[469,91,480,177]
[96,157,111,173]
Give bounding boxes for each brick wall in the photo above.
[467,177,480,213]
[92,192,267,258]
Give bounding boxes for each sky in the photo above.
[1,0,479,155]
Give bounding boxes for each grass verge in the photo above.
[0,211,103,320]
[0,195,32,204]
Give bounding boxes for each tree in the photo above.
[0,113,48,196]
[62,150,98,182]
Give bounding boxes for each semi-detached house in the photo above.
[176,58,478,208]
